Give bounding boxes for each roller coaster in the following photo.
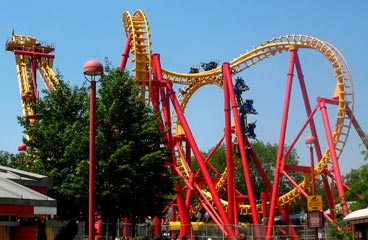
[6,9,368,239]
[5,30,59,120]
[121,9,368,239]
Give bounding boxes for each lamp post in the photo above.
[83,59,103,240]
[17,144,27,166]
[305,135,318,240]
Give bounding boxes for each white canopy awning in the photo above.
[0,166,56,215]
[344,208,368,223]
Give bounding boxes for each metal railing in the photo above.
[91,222,334,240]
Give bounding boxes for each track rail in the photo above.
[122,10,152,103]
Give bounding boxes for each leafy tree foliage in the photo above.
[344,164,368,211]
[95,66,174,222]
[330,217,353,240]
[18,66,174,226]
[329,153,368,239]
[0,150,19,167]
[19,78,90,219]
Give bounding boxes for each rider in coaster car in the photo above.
[201,61,218,71]
[189,65,199,73]
[241,99,258,114]
[234,77,250,105]
[243,121,257,139]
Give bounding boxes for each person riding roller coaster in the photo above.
[243,121,257,139]
[234,77,250,105]
[241,99,258,114]
[201,61,218,71]
[189,65,199,73]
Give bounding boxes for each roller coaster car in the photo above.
[234,77,249,92]
[234,77,250,105]
[246,147,253,161]
[201,61,218,71]
[189,66,199,73]
[243,121,257,139]
[241,99,258,114]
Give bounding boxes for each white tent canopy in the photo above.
[344,208,368,222]
[0,165,56,215]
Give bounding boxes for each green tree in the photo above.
[19,77,91,219]
[95,65,174,233]
[330,217,353,240]
[0,150,19,167]
[328,155,368,239]
[19,66,174,235]
[344,164,368,211]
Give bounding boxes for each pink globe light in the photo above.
[305,135,316,145]
[17,143,27,151]
[83,60,103,76]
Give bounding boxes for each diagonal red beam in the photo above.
[119,34,132,70]
[318,97,348,216]
[345,105,368,150]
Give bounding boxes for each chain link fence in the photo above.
[94,222,334,240]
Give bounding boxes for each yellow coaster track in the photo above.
[122,10,152,103]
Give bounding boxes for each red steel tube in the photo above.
[266,48,296,238]
[89,80,96,240]
[119,34,132,70]
[222,63,236,225]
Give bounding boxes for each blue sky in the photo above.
[1,1,368,175]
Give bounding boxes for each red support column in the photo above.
[222,63,236,225]
[95,215,102,240]
[318,98,348,216]
[266,47,296,238]
[261,192,269,225]
[123,217,130,237]
[119,34,131,70]
[153,216,161,237]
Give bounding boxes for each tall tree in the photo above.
[19,77,90,219]
[95,65,174,232]
[0,150,19,168]
[343,164,368,211]
[18,66,174,232]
